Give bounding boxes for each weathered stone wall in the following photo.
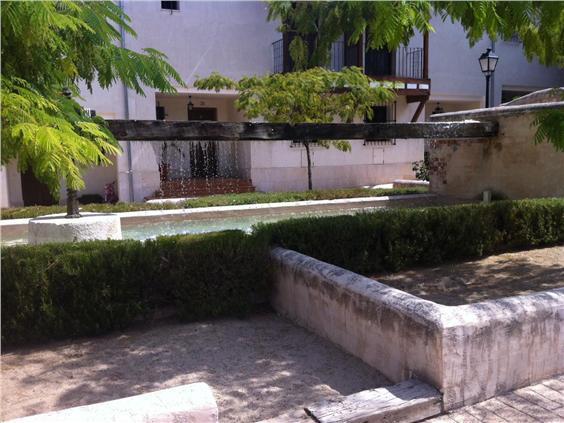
[271,247,564,410]
[440,290,564,409]
[428,102,564,199]
[271,248,445,391]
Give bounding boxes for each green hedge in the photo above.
[0,187,426,219]
[255,198,564,275]
[1,231,270,346]
[3,198,562,346]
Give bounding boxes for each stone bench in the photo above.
[7,383,218,423]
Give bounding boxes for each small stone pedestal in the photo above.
[29,213,122,244]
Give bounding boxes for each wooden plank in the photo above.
[543,378,564,394]
[496,392,562,421]
[107,120,498,141]
[464,403,509,422]
[529,383,564,406]
[448,410,485,423]
[513,386,562,410]
[425,414,457,422]
[304,379,442,423]
[474,398,538,422]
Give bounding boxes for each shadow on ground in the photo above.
[371,246,564,305]
[1,313,389,422]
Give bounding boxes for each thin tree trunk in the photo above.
[304,140,313,190]
[66,188,80,218]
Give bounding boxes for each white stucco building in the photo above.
[2,1,563,206]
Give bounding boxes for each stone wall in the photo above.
[271,247,564,410]
[428,102,564,199]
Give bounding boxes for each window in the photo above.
[161,1,179,11]
[156,106,166,120]
[364,103,397,145]
[84,108,96,118]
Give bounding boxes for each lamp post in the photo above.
[478,48,499,108]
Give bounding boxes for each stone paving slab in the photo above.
[426,375,564,422]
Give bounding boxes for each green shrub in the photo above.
[255,198,564,274]
[3,198,562,346]
[1,231,270,346]
[0,187,426,219]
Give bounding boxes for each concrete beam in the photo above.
[107,120,498,141]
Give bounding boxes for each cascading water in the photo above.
[151,140,245,198]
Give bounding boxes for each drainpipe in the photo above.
[490,39,496,107]
[119,0,135,202]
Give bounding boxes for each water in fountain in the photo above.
[151,140,247,199]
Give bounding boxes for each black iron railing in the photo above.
[273,40,423,79]
[272,39,283,73]
[395,47,423,79]
[273,39,345,73]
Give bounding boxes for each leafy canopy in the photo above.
[268,1,564,69]
[195,67,393,124]
[1,1,183,194]
[195,67,394,150]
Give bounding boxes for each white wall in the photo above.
[428,17,564,109]
[249,97,424,192]
[8,2,559,204]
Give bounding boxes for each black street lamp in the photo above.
[478,48,499,108]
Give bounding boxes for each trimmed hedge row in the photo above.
[1,231,270,346]
[255,198,564,275]
[0,187,425,219]
[2,198,563,346]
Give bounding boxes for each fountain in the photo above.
[150,139,252,199]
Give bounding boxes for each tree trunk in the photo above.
[304,140,313,190]
[66,188,80,218]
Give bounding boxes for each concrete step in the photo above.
[305,379,442,423]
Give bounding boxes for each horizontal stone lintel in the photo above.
[107,120,498,141]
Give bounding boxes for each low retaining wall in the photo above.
[7,383,218,423]
[271,248,564,410]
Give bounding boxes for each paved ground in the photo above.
[1,313,389,422]
[372,246,564,305]
[427,375,564,422]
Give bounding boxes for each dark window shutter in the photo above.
[365,48,392,76]
[282,32,296,72]
[366,106,388,123]
[344,33,362,67]
[161,1,179,11]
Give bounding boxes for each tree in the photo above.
[1,1,183,215]
[268,1,564,152]
[195,67,393,190]
[268,1,564,69]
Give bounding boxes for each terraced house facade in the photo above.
[1,1,563,206]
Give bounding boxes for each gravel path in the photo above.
[372,246,564,305]
[1,313,389,422]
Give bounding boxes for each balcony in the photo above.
[272,38,430,99]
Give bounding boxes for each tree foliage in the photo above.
[1,1,183,194]
[195,67,392,125]
[195,67,394,189]
[268,1,564,69]
[532,109,564,152]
